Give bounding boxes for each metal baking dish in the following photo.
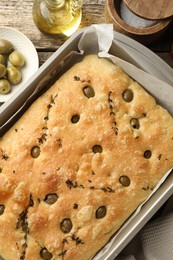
[1,27,173,128]
[0,26,173,259]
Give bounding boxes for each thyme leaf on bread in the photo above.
[71,233,84,245]
[38,94,58,145]
[2,154,9,160]
[16,193,34,230]
[58,249,67,257]
[142,185,154,191]
[38,133,47,144]
[158,154,162,160]
[74,75,91,83]
[16,194,34,260]
[66,179,115,193]
[0,148,9,161]
[59,233,84,259]
[108,91,118,135]
[73,203,78,209]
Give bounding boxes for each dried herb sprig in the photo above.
[142,186,150,191]
[1,153,9,161]
[74,75,91,83]
[108,91,118,135]
[59,233,84,259]
[66,179,115,193]
[38,133,47,145]
[71,233,84,246]
[58,249,67,257]
[38,94,58,145]
[158,154,162,160]
[16,194,34,260]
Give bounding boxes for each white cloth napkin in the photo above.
[116,196,173,260]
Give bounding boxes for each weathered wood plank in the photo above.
[38,52,54,66]
[0,0,106,49]
[157,52,173,68]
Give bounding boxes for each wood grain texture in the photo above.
[157,53,173,68]
[123,0,173,19]
[0,0,106,50]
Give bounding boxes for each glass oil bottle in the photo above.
[32,0,83,37]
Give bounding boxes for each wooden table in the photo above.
[0,0,173,68]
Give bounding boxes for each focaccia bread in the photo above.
[0,55,173,260]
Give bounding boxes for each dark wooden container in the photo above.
[105,0,172,44]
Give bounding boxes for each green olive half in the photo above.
[144,150,152,159]
[0,79,11,94]
[122,89,134,102]
[0,205,5,215]
[71,114,80,124]
[96,206,107,219]
[0,39,13,54]
[44,193,58,205]
[119,175,131,187]
[92,145,103,154]
[130,118,140,129]
[7,66,22,85]
[40,248,52,259]
[83,86,95,98]
[9,51,25,67]
[31,146,40,158]
[60,218,73,233]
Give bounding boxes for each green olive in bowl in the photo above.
[0,64,6,78]
[9,50,25,67]
[0,79,11,94]
[0,39,13,54]
[7,66,22,84]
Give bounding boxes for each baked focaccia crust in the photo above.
[0,55,173,260]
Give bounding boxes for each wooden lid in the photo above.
[123,0,173,19]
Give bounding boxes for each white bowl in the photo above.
[0,27,39,102]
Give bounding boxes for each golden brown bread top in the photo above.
[0,55,173,260]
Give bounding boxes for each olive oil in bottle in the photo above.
[32,0,83,37]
